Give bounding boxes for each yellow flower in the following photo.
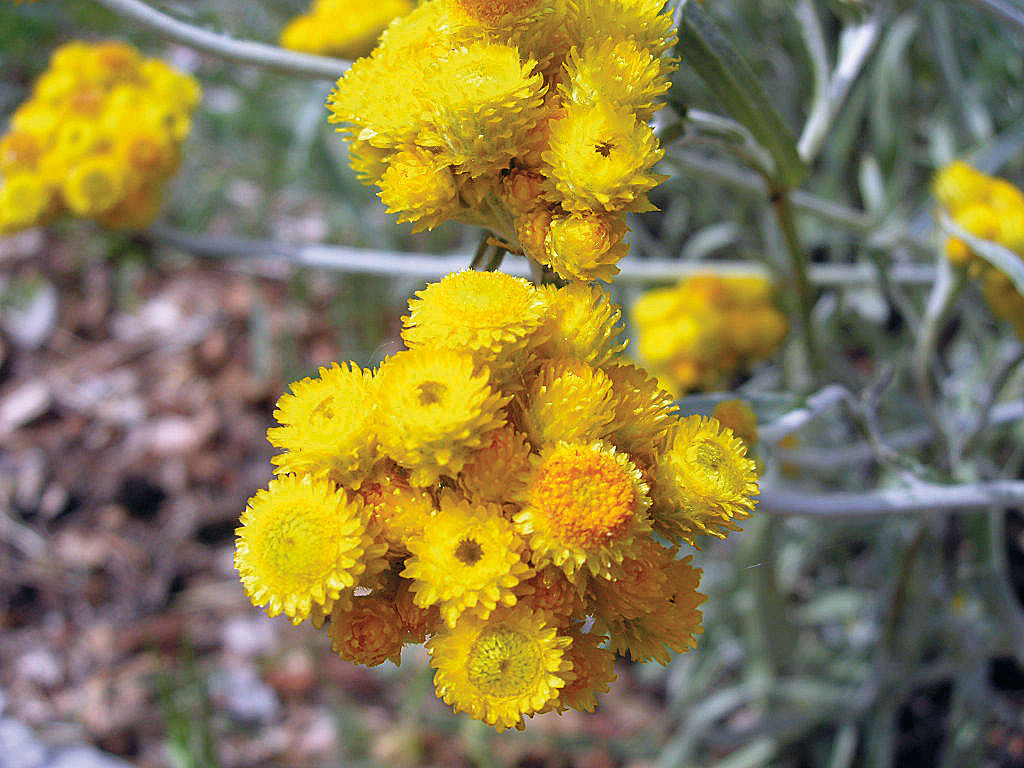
[401,269,547,369]
[329,594,407,666]
[427,604,572,731]
[403,492,532,627]
[62,154,126,216]
[377,146,459,231]
[547,626,616,712]
[605,555,704,664]
[712,399,759,449]
[514,441,652,580]
[652,415,759,544]
[0,130,44,174]
[268,362,378,489]
[418,42,548,178]
[603,362,678,462]
[587,537,672,620]
[562,38,668,119]
[566,0,677,61]
[543,100,664,214]
[356,463,436,553]
[280,0,413,59]
[0,173,51,233]
[524,359,617,446]
[534,282,627,367]
[233,474,377,625]
[543,210,630,282]
[513,566,584,621]
[377,347,509,486]
[459,423,534,504]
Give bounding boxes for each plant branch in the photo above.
[758,480,1024,518]
[771,187,822,375]
[958,343,1024,459]
[91,0,351,79]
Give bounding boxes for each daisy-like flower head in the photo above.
[0,174,51,234]
[566,0,677,61]
[524,358,617,447]
[377,146,459,231]
[542,98,664,215]
[233,474,375,625]
[514,565,585,620]
[376,347,509,486]
[268,362,378,489]
[606,555,705,664]
[402,270,547,370]
[562,38,669,119]
[542,210,630,283]
[356,463,436,553]
[427,604,572,731]
[514,441,652,580]
[652,415,759,544]
[459,423,534,504]
[402,492,533,627]
[711,399,759,449]
[534,282,627,368]
[588,537,672,621]
[547,626,616,713]
[603,362,678,462]
[62,154,126,216]
[418,41,548,178]
[329,593,407,666]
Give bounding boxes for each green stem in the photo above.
[771,187,822,379]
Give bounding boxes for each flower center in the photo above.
[532,446,638,549]
[416,380,446,406]
[467,627,539,698]
[454,537,484,566]
[594,140,615,157]
[685,437,743,494]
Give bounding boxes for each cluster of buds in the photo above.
[631,274,789,395]
[0,41,200,234]
[934,161,1024,340]
[326,0,676,282]
[235,272,759,730]
[280,0,414,59]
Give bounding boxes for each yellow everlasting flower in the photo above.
[548,626,616,712]
[524,359,617,446]
[543,100,664,214]
[588,537,672,620]
[329,594,407,666]
[603,362,678,463]
[514,566,585,621]
[534,282,627,367]
[515,441,652,580]
[234,474,377,625]
[653,415,759,544]
[61,154,126,216]
[377,146,459,231]
[419,42,548,178]
[459,423,534,504]
[356,464,436,553]
[280,0,413,59]
[0,173,51,233]
[542,210,630,282]
[268,362,378,489]
[712,399,759,450]
[562,38,668,119]
[566,0,677,61]
[376,347,509,485]
[402,269,547,370]
[427,604,572,730]
[403,492,532,627]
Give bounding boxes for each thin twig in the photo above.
[91,0,351,79]
[772,187,822,375]
[759,384,851,444]
[798,8,884,164]
[758,480,1024,517]
[146,225,938,284]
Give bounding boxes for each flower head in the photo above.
[427,604,572,730]
[377,146,459,231]
[534,282,627,367]
[515,441,651,580]
[329,594,407,666]
[403,492,532,627]
[377,347,509,485]
[542,210,630,282]
[524,359,617,446]
[234,474,376,625]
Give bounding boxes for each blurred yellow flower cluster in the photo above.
[632,274,789,396]
[279,0,414,59]
[0,41,200,235]
[326,0,676,282]
[934,161,1024,339]
[235,271,758,730]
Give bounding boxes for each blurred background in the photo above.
[2,1,1024,766]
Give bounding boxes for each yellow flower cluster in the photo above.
[0,41,200,235]
[280,0,414,59]
[326,0,676,282]
[631,274,789,396]
[934,161,1024,340]
[235,271,759,730]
